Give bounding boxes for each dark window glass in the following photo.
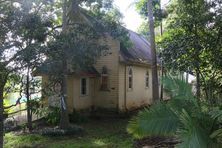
[81,78,87,95]
[146,71,149,88]
[129,77,132,89]
[128,68,133,89]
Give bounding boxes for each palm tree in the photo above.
[127,75,222,147]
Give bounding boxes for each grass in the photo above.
[4,118,133,148]
[4,133,48,148]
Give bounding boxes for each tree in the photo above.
[0,0,51,146]
[17,2,51,130]
[147,0,159,101]
[134,0,169,101]
[135,0,169,101]
[19,47,46,131]
[159,0,222,102]
[0,2,25,146]
[135,0,168,35]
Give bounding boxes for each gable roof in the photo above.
[78,9,157,66]
[120,30,155,65]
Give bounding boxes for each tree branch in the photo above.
[4,75,24,110]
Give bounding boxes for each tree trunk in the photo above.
[72,0,79,14]
[59,0,70,129]
[147,0,159,102]
[0,87,4,148]
[0,73,7,148]
[196,69,201,100]
[26,67,32,131]
[160,1,163,100]
[59,70,70,129]
[160,60,163,100]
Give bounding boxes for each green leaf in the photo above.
[162,75,194,100]
[128,103,180,138]
[177,109,209,148]
[210,129,222,139]
[209,109,222,122]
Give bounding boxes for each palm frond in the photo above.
[127,103,180,138]
[169,99,198,114]
[210,129,222,139]
[177,109,209,148]
[162,75,194,100]
[127,114,145,139]
[209,109,222,122]
[127,74,222,147]
[209,129,222,148]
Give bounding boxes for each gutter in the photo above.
[124,64,127,111]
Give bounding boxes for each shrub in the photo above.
[34,106,61,125]
[45,107,60,125]
[69,110,89,123]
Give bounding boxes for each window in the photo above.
[80,78,88,95]
[101,66,109,90]
[128,67,133,89]
[145,71,149,88]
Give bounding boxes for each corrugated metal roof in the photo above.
[120,30,154,65]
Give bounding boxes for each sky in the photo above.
[114,0,169,32]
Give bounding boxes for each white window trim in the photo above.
[80,78,89,96]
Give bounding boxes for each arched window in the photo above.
[101,66,109,90]
[128,67,133,89]
[145,70,149,88]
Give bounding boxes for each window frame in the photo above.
[145,70,149,88]
[100,66,109,91]
[128,67,133,90]
[80,77,89,96]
